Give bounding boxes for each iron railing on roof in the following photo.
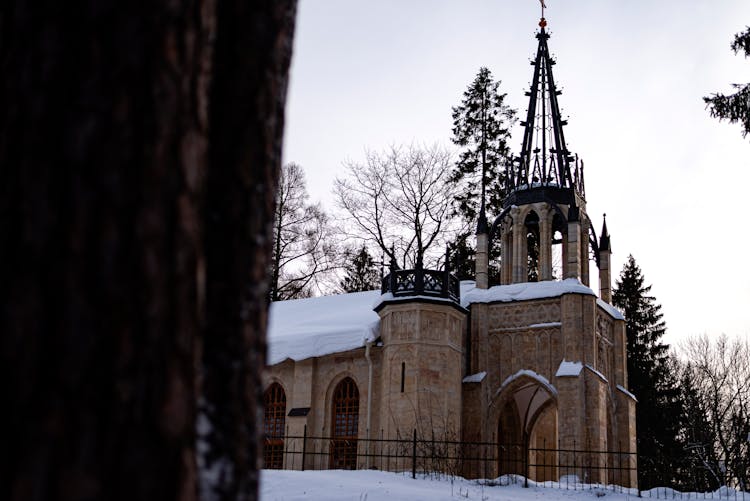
[381,267,460,303]
[379,249,460,304]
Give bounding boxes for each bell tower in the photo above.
[473,17,615,288]
[469,15,637,488]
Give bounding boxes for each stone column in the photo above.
[289,359,315,470]
[501,226,512,285]
[511,209,524,283]
[565,219,581,280]
[539,207,552,281]
[476,232,489,289]
[580,219,590,287]
[599,249,611,303]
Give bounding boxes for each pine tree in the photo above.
[449,67,515,281]
[704,27,750,138]
[339,245,380,293]
[613,255,684,488]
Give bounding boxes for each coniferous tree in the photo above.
[704,26,750,138]
[612,255,684,489]
[339,245,380,293]
[449,67,516,281]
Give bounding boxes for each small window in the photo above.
[401,362,405,393]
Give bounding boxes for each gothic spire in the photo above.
[599,213,611,252]
[508,17,585,198]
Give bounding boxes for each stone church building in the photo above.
[264,18,637,486]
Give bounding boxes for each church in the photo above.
[263,17,637,487]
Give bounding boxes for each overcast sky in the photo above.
[281,0,750,346]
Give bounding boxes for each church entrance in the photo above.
[496,376,558,482]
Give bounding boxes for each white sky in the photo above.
[282,0,750,347]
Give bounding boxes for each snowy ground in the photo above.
[260,469,747,500]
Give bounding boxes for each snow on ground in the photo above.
[260,469,747,500]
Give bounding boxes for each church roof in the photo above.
[267,289,381,365]
[267,280,622,365]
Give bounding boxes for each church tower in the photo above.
[468,15,637,487]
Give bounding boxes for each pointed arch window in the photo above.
[525,211,541,282]
[330,377,359,469]
[263,383,286,469]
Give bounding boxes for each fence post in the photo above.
[301,424,307,471]
[483,444,488,480]
[412,429,417,479]
[524,434,529,488]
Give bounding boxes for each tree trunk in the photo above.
[0,1,296,500]
[202,2,296,500]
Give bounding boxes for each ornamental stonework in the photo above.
[488,299,561,331]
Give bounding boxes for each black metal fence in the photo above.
[264,428,749,499]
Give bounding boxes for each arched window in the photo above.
[263,383,286,469]
[525,211,540,282]
[330,377,359,469]
[551,213,566,280]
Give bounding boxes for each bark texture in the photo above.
[0,1,296,500]
[202,2,296,500]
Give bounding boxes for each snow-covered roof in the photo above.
[267,279,623,365]
[462,278,592,307]
[555,360,583,377]
[462,371,487,383]
[596,298,625,320]
[267,289,381,365]
[462,279,625,320]
[617,384,638,402]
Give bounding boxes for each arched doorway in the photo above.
[496,375,557,481]
[263,382,286,469]
[330,377,359,469]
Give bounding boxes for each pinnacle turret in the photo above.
[599,214,611,252]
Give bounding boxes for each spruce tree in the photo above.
[449,67,516,281]
[339,245,380,293]
[613,255,684,488]
[704,27,750,138]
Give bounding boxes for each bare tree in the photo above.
[270,163,337,301]
[334,144,456,268]
[682,335,750,490]
[0,2,296,500]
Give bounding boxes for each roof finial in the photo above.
[539,0,547,28]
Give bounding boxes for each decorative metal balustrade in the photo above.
[380,261,460,304]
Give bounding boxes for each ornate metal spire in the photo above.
[508,17,586,198]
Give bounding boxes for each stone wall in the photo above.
[377,301,466,442]
[263,345,383,470]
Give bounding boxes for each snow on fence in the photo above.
[262,428,749,499]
